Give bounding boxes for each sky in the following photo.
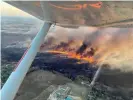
[1,1,32,17]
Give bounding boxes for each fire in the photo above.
[41,39,96,63]
[47,50,95,63]
[41,27,133,72]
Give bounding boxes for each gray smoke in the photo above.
[46,26,133,72]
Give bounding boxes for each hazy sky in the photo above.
[1,1,32,17]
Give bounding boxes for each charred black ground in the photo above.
[1,47,97,81]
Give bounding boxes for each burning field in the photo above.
[40,26,133,72]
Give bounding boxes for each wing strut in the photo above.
[1,22,52,100]
[90,66,102,87]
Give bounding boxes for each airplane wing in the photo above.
[5,1,133,28]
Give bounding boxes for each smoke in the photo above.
[45,26,97,44]
[76,42,89,55]
[89,28,133,72]
[45,26,133,72]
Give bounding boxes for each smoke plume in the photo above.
[44,26,133,72]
